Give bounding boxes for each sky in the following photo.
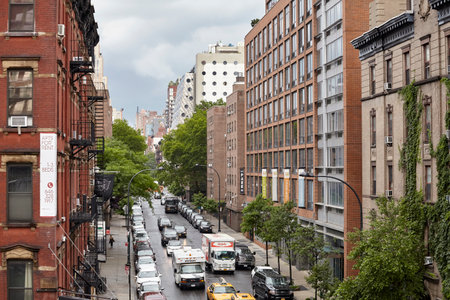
[91,0,264,124]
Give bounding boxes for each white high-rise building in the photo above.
[171,72,195,130]
[194,42,245,104]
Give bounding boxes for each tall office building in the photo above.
[245,0,370,279]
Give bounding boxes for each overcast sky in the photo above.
[91,0,264,125]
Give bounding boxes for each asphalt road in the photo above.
[140,199,253,299]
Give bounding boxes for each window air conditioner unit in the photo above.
[57,24,65,37]
[385,190,393,198]
[385,136,393,146]
[9,116,28,127]
[384,82,392,91]
[424,256,433,266]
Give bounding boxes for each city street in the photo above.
[141,199,253,299]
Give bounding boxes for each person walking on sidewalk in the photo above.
[109,235,115,248]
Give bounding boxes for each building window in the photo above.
[8,69,33,119]
[306,85,313,111]
[370,111,376,147]
[425,165,431,201]
[9,0,34,32]
[388,165,393,191]
[423,43,430,79]
[7,260,33,300]
[369,64,376,95]
[8,164,33,222]
[387,110,393,137]
[307,116,313,144]
[424,102,431,143]
[371,165,376,195]
[307,180,313,210]
[299,118,305,144]
[306,53,313,80]
[306,22,312,48]
[386,59,392,84]
[299,27,304,53]
[328,182,343,207]
[404,51,410,85]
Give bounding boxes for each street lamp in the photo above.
[126,167,162,300]
[196,164,222,232]
[298,169,362,231]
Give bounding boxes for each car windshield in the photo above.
[174,226,185,231]
[200,222,210,226]
[133,216,144,221]
[266,276,288,286]
[142,282,160,292]
[214,286,236,294]
[138,257,154,264]
[139,270,157,278]
[214,251,235,260]
[138,250,154,256]
[180,264,204,274]
[238,248,252,254]
[167,240,181,246]
[161,219,171,225]
[135,232,147,238]
[164,232,177,238]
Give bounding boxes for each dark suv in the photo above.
[235,244,255,269]
[251,269,293,300]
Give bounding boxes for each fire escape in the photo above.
[69,36,105,294]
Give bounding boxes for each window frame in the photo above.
[7,68,34,119]
[9,0,35,32]
[7,163,33,223]
[7,259,34,300]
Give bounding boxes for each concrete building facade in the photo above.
[171,72,194,130]
[0,0,108,298]
[245,0,370,279]
[224,77,247,231]
[352,0,449,297]
[164,81,177,129]
[195,43,245,104]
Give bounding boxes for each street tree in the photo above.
[292,225,338,299]
[104,120,158,212]
[264,201,298,282]
[241,194,273,263]
[333,196,425,299]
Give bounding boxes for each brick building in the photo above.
[352,0,449,297]
[244,0,370,279]
[0,0,107,298]
[224,77,246,231]
[206,106,226,215]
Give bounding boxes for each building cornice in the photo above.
[429,0,450,25]
[351,12,414,60]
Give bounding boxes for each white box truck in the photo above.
[172,248,206,289]
[201,233,236,273]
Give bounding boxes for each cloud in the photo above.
[91,0,264,122]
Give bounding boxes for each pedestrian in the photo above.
[109,235,115,248]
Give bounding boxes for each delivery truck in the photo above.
[201,233,236,273]
[172,247,206,289]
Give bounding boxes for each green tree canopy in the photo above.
[104,120,158,211]
[334,196,425,299]
[240,194,273,239]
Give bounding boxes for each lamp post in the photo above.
[196,164,222,232]
[298,169,362,231]
[126,167,161,300]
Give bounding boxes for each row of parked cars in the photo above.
[178,202,214,233]
[130,201,167,300]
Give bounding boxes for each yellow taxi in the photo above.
[206,279,238,300]
[231,293,256,300]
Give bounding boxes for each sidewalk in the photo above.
[100,214,136,300]
[201,211,316,300]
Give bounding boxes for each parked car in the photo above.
[132,215,146,227]
[251,268,293,300]
[135,243,154,254]
[166,240,182,256]
[251,266,277,278]
[136,249,156,262]
[136,265,161,286]
[137,281,166,300]
[135,256,156,274]
[188,212,199,224]
[193,215,205,229]
[161,228,178,247]
[198,221,213,233]
[180,206,189,217]
[157,216,172,231]
[235,244,256,269]
[173,225,187,238]
[184,208,193,219]
[133,236,151,251]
